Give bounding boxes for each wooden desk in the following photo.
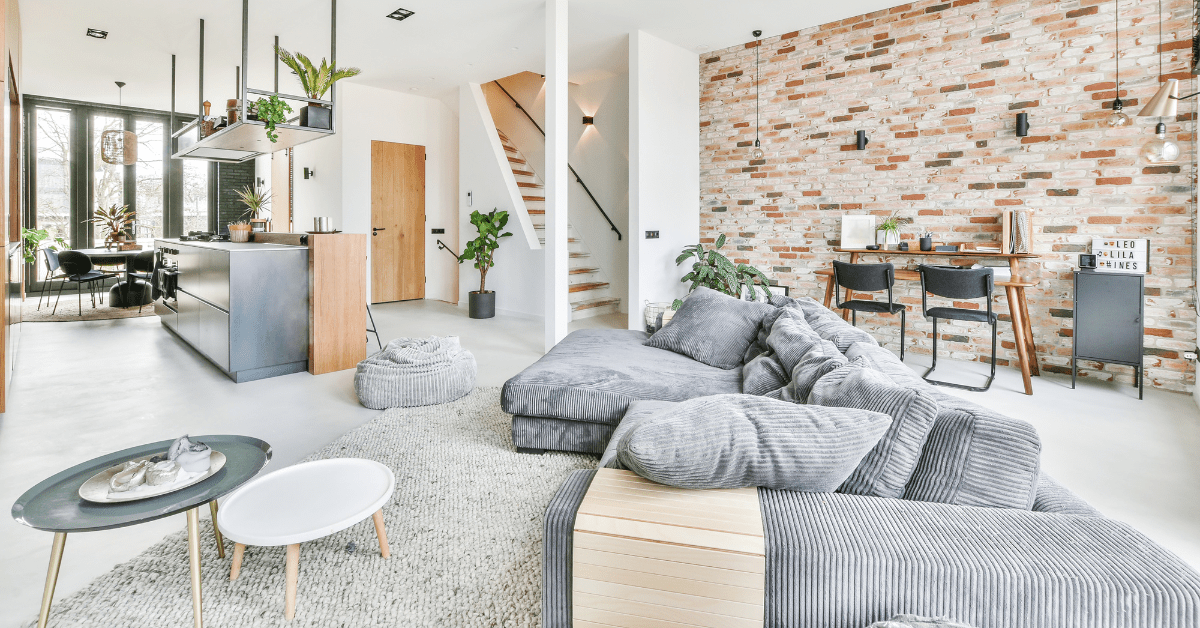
[818,248,1041,395]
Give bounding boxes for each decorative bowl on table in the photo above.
[77,435,223,504]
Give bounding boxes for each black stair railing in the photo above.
[436,239,460,260]
[491,80,622,241]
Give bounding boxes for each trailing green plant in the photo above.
[672,234,771,309]
[21,227,66,265]
[253,95,293,142]
[275,46,362,101]
[877,209,912,239]
[235,185,271,220]
[457,209,513,294]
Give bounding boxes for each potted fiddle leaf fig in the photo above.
[275,46,361,130]
[458,209,512,319]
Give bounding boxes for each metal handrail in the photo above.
[436,239,460,260]
[491,80,622,241]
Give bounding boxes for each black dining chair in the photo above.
[52,251,118,316]
[126,250,157,313]
[36,248,68,311]
[917,264,997,392]
[831,260,907,359]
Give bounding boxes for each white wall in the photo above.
[290,83,460,303]
[483,72,630,314]
[459,84,545,318]
[628,31,700,330]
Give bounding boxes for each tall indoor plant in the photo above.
[89,204,136,249]
[458,209,513,319]
[275,46,361,130]
[672,234,772,309]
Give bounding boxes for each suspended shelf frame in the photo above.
[171,0,338,163]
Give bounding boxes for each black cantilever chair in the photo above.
[53,251,118,316]
[918,264,997,392]
[832,260,907,359]
[126,250,157,313]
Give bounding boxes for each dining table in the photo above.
[73,247,152,307]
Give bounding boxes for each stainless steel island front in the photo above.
[155,239,309,382]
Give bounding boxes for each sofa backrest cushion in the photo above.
[613,393,893,491]
[783,339,847,404]
[792,298,880,351]
[809,359,940,498]
[645,287,775,370]
[845,341,1044,510]
[902,393,1042,510]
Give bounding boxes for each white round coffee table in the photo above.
[216,458,395,620]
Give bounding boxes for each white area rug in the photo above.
[27,388,595,627]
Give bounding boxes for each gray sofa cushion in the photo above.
[1032,472,1102,517]
[798,300,879,351]
[784,339,848,404]
[810,359,940,498]
[614,393,893,491]
[765,309,824,372]
[644,287,775,369]
[501,329,742,425]
[598,399,678,468]
[742,352,790,396]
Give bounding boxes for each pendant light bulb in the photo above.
[750,29,763,163]
[751,140,764,160]
[1106,0,1129,127]
[1106,99,1130,127]
[1140,122,1180,163]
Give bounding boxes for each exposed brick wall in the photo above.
[214,161,255,233]
[700,0,1198,392]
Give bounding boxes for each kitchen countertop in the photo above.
[155,238,307,252]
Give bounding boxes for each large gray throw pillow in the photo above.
[614,394,893,491]
[809,359,939,498]
[599,399,678,469]
[645,287,775,369]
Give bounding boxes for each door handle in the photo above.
[372,227,386,236]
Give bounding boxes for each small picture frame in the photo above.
[840,215,876,249]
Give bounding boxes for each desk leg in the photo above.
[187,508,203,628]
[823,275,835,309]
[209,501,225,559]
[1006,286,1034,395]
[1016,287,1040,376]
[36,532,67,628]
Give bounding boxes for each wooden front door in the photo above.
[370,141,425,303]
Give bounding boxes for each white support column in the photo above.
[545,0,569,349]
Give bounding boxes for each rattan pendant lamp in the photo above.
[100,81,137,166]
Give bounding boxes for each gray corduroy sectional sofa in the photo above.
[501,293,1200,627]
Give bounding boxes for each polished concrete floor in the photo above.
[1,300,1198,627]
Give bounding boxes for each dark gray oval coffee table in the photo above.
[11,435,271,628]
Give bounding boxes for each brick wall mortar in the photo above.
[700,0,1198,392]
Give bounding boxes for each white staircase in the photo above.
[497,130,620,320]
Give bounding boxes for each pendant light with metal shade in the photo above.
[1106,0,1130,126]
[100,82,138,166]
[750,29,764,161]
[1137,0,1185,162]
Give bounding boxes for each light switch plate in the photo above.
[431,228,445,234]
[645,230,660,239]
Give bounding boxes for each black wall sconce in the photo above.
[582,115,594,125]
[1016,112,1029,137]
[855,130,869,150]
[303,167,315,179]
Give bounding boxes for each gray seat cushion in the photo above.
[598,399,678,468]
[613,394,893,491]
[501,329,743,425]
[644,286,775,369]
[809,359,940,499]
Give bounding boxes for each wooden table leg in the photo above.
[36,532,67,628]
[209,501,225,559]
[1016,287,1040,376]
[230,543,245,580]
[1006,286,1034,395]
[372,510,391,558]
[186,507,204,628]
[284,543,300,621]
[823,275,835,309]
[840,252,859,320]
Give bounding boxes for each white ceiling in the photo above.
[20,0,902,113]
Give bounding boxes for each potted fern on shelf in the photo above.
[457,209,513,319]
[275,46,361,130]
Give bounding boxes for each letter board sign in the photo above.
[1091,238,1148,274]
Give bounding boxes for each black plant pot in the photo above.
[300,105,332,130]
[469,291,496,319]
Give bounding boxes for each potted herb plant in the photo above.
[252,95,292,143]
[89,204,136,250]
[275,46,361,130]
[876,209,911,250]
[672,234,772,310]
[457,209,513,319]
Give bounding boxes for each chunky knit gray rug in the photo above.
[26,388,595,628]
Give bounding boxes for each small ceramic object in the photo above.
[168,435,213,474]
[109,460,150,493]
[146,460,181,486]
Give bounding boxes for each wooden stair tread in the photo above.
[517,182,542,188]
[523,195,545,201]
[508,156,526,164]
[512,169,535,177]
[569,251,589,258]
[569,282,609,293]
[528,209,545,215]
[570,267,600,274]
[572,297,620,311]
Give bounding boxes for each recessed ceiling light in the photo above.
[511,46,519,50]
[409,87,420,92]
[695,44,709,51]
[86,28,108,39]
[386,8,414,21]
